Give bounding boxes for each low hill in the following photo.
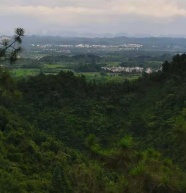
[1,54,186,192]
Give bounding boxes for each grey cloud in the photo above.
[1,0,186,36]
[0,0,113,8]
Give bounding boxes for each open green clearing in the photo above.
[44,63,73,69]
[10,61,141,83]
[11,69,40,77]
[11,67,140,83]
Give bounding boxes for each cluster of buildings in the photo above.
[69,43,143,49]
[30,43,143,51]
[28,43,144,55]
[101,66,153,74]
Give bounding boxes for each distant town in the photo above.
[29,43,143,54]
[101,66,159,74]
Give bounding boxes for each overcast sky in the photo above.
[1,0,186,37]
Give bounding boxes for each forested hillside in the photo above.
[1,54,186,192]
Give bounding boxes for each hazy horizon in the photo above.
[1,0,186,37]
[2,33,186,39]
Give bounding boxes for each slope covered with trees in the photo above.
[1,46,186,192]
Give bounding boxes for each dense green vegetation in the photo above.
[3,50,172,84]
[1,53,186,192]
[2,33,174,83]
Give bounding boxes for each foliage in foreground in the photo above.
[0,54,186,192]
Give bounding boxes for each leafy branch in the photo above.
[0,28,25,63]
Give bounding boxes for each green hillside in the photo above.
[1,54,186,192]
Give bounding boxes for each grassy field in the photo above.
[11,64,71,77]
[44,64,71,68]
[106,62,120,67]
[10,61,140,84]
[11,69,40,77]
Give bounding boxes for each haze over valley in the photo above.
[1,1,186,193]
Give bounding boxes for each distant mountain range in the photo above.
[1,35,186,51]
[19,35,186,50]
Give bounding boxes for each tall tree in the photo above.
[50,165,71,193]
[0,28,25,63]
